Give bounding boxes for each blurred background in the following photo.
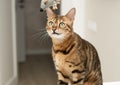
[0,0,120,85]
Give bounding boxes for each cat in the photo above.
[45,8,103,85]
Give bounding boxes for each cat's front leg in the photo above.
[57,70,72,85]
[57,80,73,85]
[57,80,68,85]
[72,78,84,85]
[71,69,86,85]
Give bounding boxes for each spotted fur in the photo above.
[45,8,103,85]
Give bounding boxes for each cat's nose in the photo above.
[52,29,56,33]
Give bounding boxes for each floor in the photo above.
[18,54,57,85]
[17,55,120,85]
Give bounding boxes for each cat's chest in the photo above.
[54,53,66,67]
[53,52,81,72]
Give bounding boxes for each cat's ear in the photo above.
[46,8,55,17]
[66,8,76,21]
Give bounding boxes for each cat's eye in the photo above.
[48,21,54,26]
[59,22,65,28]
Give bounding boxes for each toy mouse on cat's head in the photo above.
[40,0,60,12]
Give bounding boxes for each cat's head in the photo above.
[46,8,76,40]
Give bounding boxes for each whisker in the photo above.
[35,28,46,32]
[38,33,49,44]
[37,32,47,40]
[31,28,51,45]
[32,30,47,39]
[33,28,46,34]
[42,34,51,45]
[33,29,46,34]
[32,31,46,38]
[46,35,51,46]
[34,33,45,41]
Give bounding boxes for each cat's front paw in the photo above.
[57,80,68,85]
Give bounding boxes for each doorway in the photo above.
[16,0,60,85]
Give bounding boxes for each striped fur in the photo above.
[45,8,103,85]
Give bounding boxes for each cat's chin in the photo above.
[49,33,65,40]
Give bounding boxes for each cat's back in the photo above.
[75,32,101,68]
[74,32,98,56]
[75,33,102,84]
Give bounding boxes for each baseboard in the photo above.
[5,76,17,85]
[26,49,51,55]
[103,81,120,85]
[19,49,51,62]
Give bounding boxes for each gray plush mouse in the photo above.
[40,0,60,12]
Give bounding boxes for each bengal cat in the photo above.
[45,8,103,85]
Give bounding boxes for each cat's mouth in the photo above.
[52,32,61,35]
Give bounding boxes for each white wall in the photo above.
[61,0,73,14]
[61,0,85,37]
[61,0,120,82]
[84,0,120,82]
[0,0,17,85]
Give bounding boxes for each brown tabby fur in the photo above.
[45,8,103,85]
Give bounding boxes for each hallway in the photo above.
[18,54,57,85]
